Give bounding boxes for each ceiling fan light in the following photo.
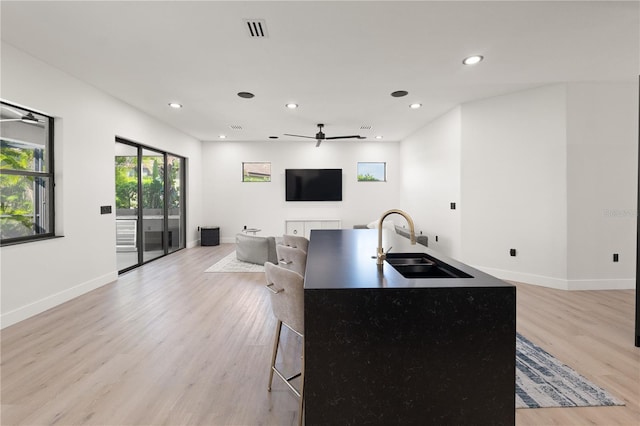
[462,55,483,65]
[285,103,298,109]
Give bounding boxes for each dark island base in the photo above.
[304,286,516,425]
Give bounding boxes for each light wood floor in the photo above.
[1,244,638,425]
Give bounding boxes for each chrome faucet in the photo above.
[377,209,416,266]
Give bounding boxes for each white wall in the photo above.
[2,40,636,331]
[460,85,570,288]
[201,140,400,241]
[458,83,637,290]
[0,43,203,327]
[566,82,638,289]
[400,106,462,259]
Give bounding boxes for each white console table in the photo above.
[285,220,341,239]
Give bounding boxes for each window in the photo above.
[0,102,55,245]
[357,162,386,182]
[242,162,271,182]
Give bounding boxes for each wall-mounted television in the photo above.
[285,169,342,201]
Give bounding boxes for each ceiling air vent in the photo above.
[244,19,268,38]
[230,125,243,131]
[360,125,372,130]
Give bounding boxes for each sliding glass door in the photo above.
[115,143,139,271]
[167,154,184,253]
[115,139,185,273]
[141,148,165,263]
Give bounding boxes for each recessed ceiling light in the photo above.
[168,102,182,109]
[375,135,383,140]
[391,90,408,98]
[462,55,484,65]
[409,103,422,109]
[285,103,298,109]
[219,135,227,139]
[237,92,255,99]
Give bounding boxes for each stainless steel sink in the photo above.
[385,255,435,266]
[385,253,472,279]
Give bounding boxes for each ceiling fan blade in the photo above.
[284,133,317,139]
[324,135,364,140]
[0,119,22,122]
[1,105,24,118]
[287,124,364,147]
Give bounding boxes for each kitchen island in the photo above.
[304,229,515,425]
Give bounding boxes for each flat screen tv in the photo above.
[285,169,342,201]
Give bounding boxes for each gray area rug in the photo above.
[205,251,265,273]
[516,333,624,408]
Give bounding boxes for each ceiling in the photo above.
[1,1,638,143]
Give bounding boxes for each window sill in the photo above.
[1,235,64,247]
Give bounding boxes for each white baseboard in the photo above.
[472,266,634,290]
[565,278,635,291]
[191,238,234,245]
[475,266,569,289]
[0,271,117,329]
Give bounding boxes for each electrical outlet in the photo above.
[435,236,438,242]
[613,253,619,262]
[450,202,456,210]
[510,249,517,257]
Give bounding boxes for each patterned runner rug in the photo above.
[516,333,624,408]
[205,251,265,273]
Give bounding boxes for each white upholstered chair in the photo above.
[276,244,308,277]
[264,262,305,426]
[282,234,309,254]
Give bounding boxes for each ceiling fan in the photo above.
[0,105,43,125]
[285,123,365,147]
[0,113,42,125]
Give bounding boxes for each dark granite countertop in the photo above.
[305,228,513,290]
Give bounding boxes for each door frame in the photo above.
[116,137,186,274]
